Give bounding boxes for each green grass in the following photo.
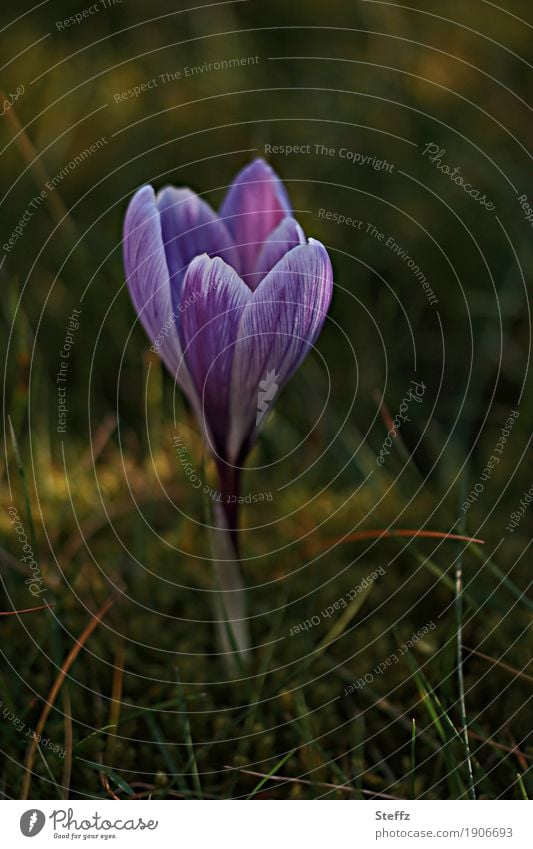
[1,388,531,799]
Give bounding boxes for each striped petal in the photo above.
[156,186,239,308]
[178,254,252,458]
[219,159,291,283]
[228,239,333,461]
[248,216,306,291]
[123,185,191,392]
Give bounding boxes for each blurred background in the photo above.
[0,0,531,800]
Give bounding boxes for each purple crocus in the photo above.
[123,158,333,535]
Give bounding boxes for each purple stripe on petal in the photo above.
[178,254,252,458]
[248,216,306,291]
[228,239,333,461]
[123,185,192,392]
[156,187,239,307]
[219,158,292,282]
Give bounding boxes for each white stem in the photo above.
[211,504,251,671]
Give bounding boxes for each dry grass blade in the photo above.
[20,598,114,799]
[0,603,53,616]
[310,529,485,554]
[504,729,530,773]
[61,688,73,800]
[315,580,375,658]
[105,640,125,767]
[0,92,76,243]
[81,415,117,469]
[225,766,400,799]
[467,730,531,763]
[0,545,33,577]
[373,388,414,466]
[464,645,533,686]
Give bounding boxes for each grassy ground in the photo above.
[1,0,531,800]
[2,357,531,799]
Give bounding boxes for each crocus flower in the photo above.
[123,159,333,529]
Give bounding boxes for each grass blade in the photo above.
[516,773,529,800]
[455,491,476,800]
[8,416,38,554]
[81,759,135,797]
[410,718,416,800]
[247,748,296,799]
[175,669,202,799]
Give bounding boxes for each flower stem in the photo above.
[211,463,250,671]
[216,462,241,552]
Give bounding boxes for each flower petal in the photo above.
[248,216,306,291]
[178,254,252,458]
[156,186,239,305]
[219,158,292,282]
[123,185,189,387]
[228,239,333,460]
